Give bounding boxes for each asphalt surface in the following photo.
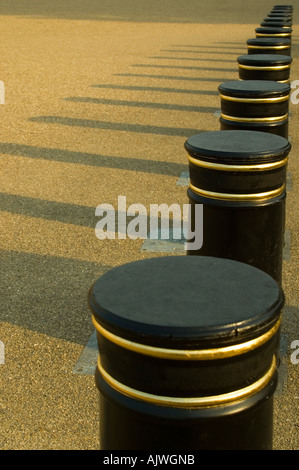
[0,0,298,450]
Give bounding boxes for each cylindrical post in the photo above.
[270,7,293,15]
[255,26,292,39]
[246,38,291,56]
[218,79,290,138]
[267,12,293,18]
[237,54,292,82]
[265,10,293,18]
[185,130,291,283]
[263,16,292,24]
[89,256,284,450]
[268,9,293,16]
[261,20,292,28]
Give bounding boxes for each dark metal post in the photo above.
[185,130,291,284]
[246,38,291,56]
[261,19,292,28]
[270,6,293,15]
[218,79,290,138]
[237,53,292,82]
[255,26,292,40]
[89,256,284,450]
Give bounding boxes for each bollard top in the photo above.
[184,130,291,164]
[269,11,293,16]
[255,26,292,34]
[89,256,284,350]
[264,16,292,22]
[237,53,292,66]
[263,19,292,25]
[261,21,292,27]
[247,37,291,46]
[218,79,290,98]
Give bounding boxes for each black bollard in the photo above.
[271,6,293,13]
[261,20,292,28]
[185,130,291,283]
[263,16,292,23]
[255,26,292,40]
[89,255,284,450]
[269,9,293,16]
[237,54,292,83]
[247,38,291,56]
[218,79,290,138]
[268,12,293,18]
[263,16,292,24]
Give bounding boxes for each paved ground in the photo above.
[0,0,298,450]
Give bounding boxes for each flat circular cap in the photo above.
[89,256,284,348]
[263,21,292,26]
[238,53,292,66]
[268,14,292,17]
[256,26,292,33]
[184,130,291,164]
[218,79,290,98]
[269,10,292,14]
[261,21,292,27]
[263,16,292,22]
[247,37,291,46]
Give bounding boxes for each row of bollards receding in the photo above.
[186,4,294,285]
[88,5,294,450]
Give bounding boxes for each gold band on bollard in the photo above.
[92,315,281,360]
[189,182,285,202]
[187,155,288,172]
[247,45,290,50]
[97,355,277,409]
[220,112,288,123]
[238,63,291,71]
[219,93,290,103]
[256,33,291,37]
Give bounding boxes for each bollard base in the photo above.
[187,189,286,284]
[97,368,276,450]
[220,116,288,139]
[89,255,284,450]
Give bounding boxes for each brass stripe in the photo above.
[187,154,288,171]
[97,355,277,408]
[189,182,285,201]
[220,112,288,123]
[262,25,292,29]
[92,315,281,360]
[247,45,290,50]
[256,32,291,37]
[238,63,291,71]
[219,93,289,103]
